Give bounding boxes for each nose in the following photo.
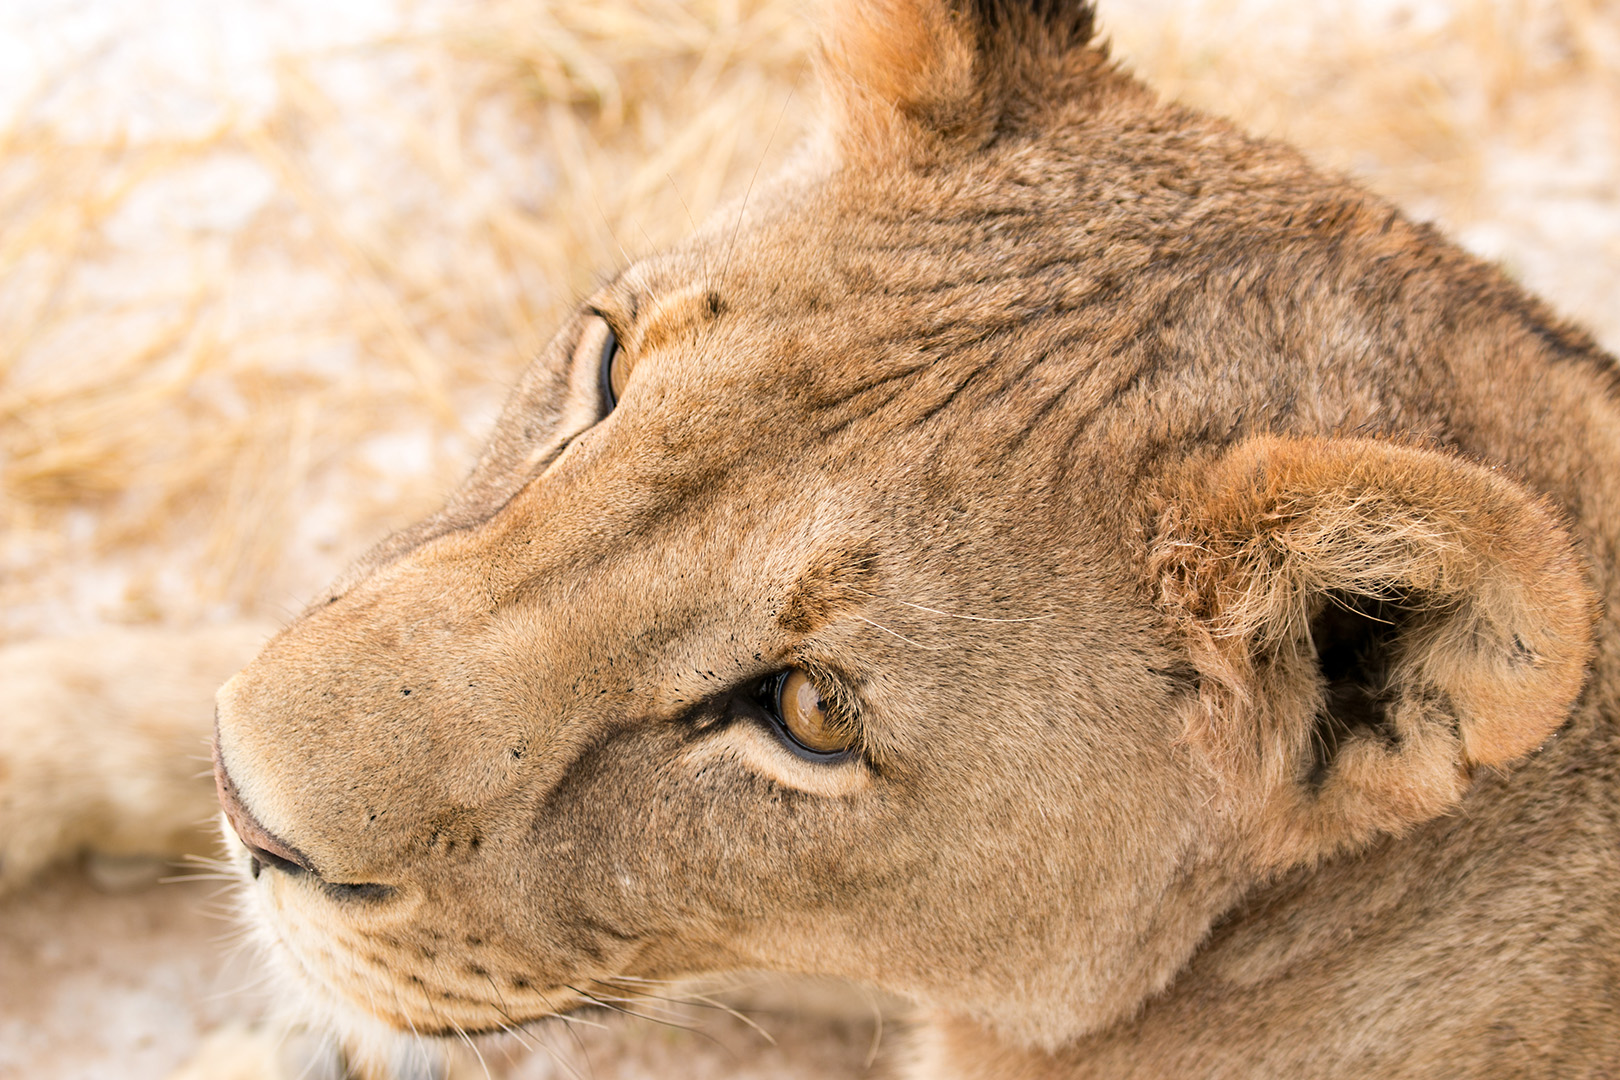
[212,735,314,879]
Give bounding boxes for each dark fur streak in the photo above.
[821,384,912,440]
[906,362,996,430]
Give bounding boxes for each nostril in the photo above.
[212,734,315,876]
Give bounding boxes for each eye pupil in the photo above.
[775,669,849,755]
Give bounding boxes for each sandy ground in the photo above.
[0,867,269,1080]
[2,0,1617,1077]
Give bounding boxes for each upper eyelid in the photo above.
[572,307,618,360]
[584,283,638,335]
[579,305,622,349]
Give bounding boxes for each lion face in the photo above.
[216,207,1221,1045]
[214,0,1595,1061]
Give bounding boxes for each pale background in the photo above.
[1,0,1616,1077]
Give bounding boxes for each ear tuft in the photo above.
[817,0,1104,157]
[1152,436,1596,865]
[821,0,968,127]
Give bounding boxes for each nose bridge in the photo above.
[377,453,798,739]
[308,471,652,736]
[385,427,754,632]
[386,447,624,610]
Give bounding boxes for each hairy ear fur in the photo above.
[817,0,1106,159]
[1152,436,1596,869]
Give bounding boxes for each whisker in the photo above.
[854,589,1056,623]
[504,1021,582,1080]
[592,973,692,988]
[285,1027,332,1080]
[173,854,238,875]
[667,172,709,284]
[569,984,738,1061]
[591,189,633,270]
[388,977,440,1080]
[491,1018,537,1057]
[567,985,701,1033]
[853,614,942,651]
[548,1010,610,1033]
[600,980,778,1047]
[199,969,280,1004]
[536,1015,594,1080]
[479,973,545,1059]
[159,872,242,884]
[682,991,779,1047]
[574,993,691,1026]
[717,62,804,290]
[566,986,683,1028]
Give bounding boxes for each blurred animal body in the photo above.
[0,625,271,891]
[9,1,1619,1076]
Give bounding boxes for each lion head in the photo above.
[213,0,1602,1072]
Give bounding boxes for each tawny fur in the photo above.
[194,1,1620,1076]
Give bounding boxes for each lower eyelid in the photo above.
[760,704,859,764]
[534,425,607,483]
[681,727,872,798]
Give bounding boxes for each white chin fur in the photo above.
[226,838,454,1079]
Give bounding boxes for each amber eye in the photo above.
[599,326,629,413]
[769,669,854,758]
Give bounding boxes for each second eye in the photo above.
[600,326,629,413]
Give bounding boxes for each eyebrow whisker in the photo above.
[854,588,1057,623]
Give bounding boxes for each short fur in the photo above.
[208,1,1619,1075]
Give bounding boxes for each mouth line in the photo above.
[230,833,397,903]
[405,997,613,1039]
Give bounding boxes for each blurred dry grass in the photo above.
[0,0,1616,643]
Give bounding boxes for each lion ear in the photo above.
[1153,436,1596,866]
[817,0,1105,158]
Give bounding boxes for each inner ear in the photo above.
[1307,590,1416,787]
[1154,435,1596,866]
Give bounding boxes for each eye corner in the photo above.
[582,303,619,334]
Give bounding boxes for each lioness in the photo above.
[208,0,1619,1075]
